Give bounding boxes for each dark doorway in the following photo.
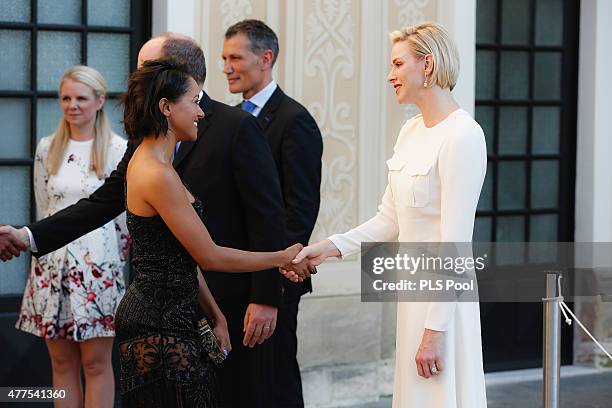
[474,0,580,371]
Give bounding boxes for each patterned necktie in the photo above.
[241,100,257,115]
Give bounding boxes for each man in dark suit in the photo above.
[0,34,288,407]
[222,20,323,408]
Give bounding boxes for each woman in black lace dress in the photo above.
[114,59,308,407]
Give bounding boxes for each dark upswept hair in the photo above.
[121,58,193,142]
[161,35,207,84]
[225,19,279,67]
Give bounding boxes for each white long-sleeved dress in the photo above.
[16,134,129,342]
[329,109,488,407]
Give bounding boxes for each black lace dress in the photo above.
[114,199,216,407]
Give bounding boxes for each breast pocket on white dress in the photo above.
[387,156,432,208]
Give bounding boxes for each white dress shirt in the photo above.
[242,80,277,117]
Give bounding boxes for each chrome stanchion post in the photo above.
[543,272,561,408]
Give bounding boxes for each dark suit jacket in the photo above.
[253,86,323,298]
[29,92,287,307]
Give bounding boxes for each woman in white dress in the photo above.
[288,23,488,407]
[16,66,128,408]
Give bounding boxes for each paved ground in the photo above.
[354,370,612,408]
[4,368,609,407]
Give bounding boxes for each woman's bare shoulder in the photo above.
[128,154,181,197]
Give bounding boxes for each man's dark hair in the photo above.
[161,36,207,84]
[225,19,279,67]
[121,58,193,142]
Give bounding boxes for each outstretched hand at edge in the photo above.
[0,225,29,262]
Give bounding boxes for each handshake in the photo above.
[0,223,344,284]
[0,225,29,262]
[279,239,342,283]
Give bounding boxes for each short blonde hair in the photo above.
[390,22,460,91]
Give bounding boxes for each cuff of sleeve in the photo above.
[328,234,355,258]
[424,302,456,332]
[24,227,37,253]
[249,271,283,307]
[249,293,282,308]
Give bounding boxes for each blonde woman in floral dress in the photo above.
[16,66,129,408]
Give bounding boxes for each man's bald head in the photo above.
[137,36,166,68]
[137,33,207,85]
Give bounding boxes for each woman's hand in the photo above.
[415,329,444,379]
[212,315,232,356]
[279,239,341,282]
[278,243,312,282]
[281,243,304,263]
[294,239,340,266]
[279,259,311,282]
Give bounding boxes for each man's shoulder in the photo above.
[203,98,263,144]
[209,98,251,122]
[274,92,315,122]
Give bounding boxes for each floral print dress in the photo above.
[16,133,130,342]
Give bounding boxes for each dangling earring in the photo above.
[423,78,428,88]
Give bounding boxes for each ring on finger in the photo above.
[431,365,439,374]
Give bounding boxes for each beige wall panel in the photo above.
[298,0,361,242]
[297,295,382,369]
[274,0,287,87]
